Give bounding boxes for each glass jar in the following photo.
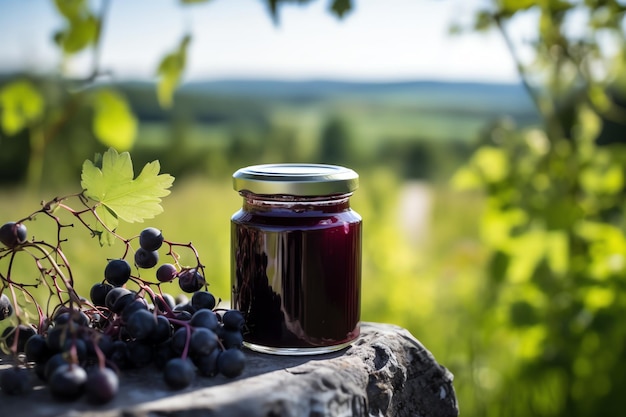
[231,164,362,355]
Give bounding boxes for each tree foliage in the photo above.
[452,1,626,415]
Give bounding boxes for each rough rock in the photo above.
[0,322,458,417]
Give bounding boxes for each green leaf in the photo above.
[94,205,118,246]
[509,300,539,327]
[473,10,495,31]
[60,14,99,54]
[547,0,574,13]
[507,230,548,283]
[53,0,98,54]
[0,80,44,135]
[580,160,624,195]
[81,148,175,232]
[471,146,509,183]
[583,287,615,310]
[53,0,87,20]
[488,250,510,283]
[450,166,483,190]
[330,0,352,18]
[156,35,191,108]
[92,89,137,151]
[498,0,536,14]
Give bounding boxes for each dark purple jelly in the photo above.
[231,164,362,355]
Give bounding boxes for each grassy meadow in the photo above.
[0,172,489,412]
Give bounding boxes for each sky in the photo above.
[0,0,523,83]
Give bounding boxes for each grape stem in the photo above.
[27,242,81,307]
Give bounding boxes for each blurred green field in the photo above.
[0,169,488,411]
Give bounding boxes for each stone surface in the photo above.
[0,322,458,417]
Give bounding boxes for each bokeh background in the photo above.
[2,1,626,416]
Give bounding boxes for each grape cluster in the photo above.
[0,213,247,403]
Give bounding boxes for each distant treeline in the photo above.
[0,74,541,186]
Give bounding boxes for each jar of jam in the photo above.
[231,164,362,355]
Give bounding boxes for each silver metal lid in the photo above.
[233,163,359,196]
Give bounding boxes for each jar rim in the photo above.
[233,163,359,196]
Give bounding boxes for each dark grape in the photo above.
[4,324,36,353]
[191,291,216,311]
[95,334,115,358]
[173,310,192,323]
[154,341,175,369]
[126,341,154,368]
[0,221,27,248]
[194,348,220,377]
[113,292,137,315]
[25,334,51,363]
[49,364,87,400]
[190,328,218,355]
[170,327,189,355]
[104,259,131,287]
[108,341,131,370]
[178,269,205,293]
[34,362,47,382]
[0,201,246,402]
[134,248,159,269]
[217,348,246,378]
[121,298,149,323]
[44,353,69,381]
[105,287,134,314]
[125,309,157,341]
[54,309,89,326]
[46,325,67,352]
[156,263,178,283]
[174,302,196,315]
[163,358,195,389]
[154,293,176,312]
[139,227,164,251]
[148,315,172,344]
[0,366,31,395]
[222,309,245,331]
[90,283,114,307]
[0,293,14,320]
[85,367,118,404]
[62,338,88,362]
[190,309,219,331]
[53,312,72,325]
[220,329,244,350]
[74,310,91,326]
[83,333,114,359]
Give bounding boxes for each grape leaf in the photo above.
[0,80,44,135]
[54,0,87,20]
[500,0,536,15]
[330,0,351,18]
[53,0,98,54]
[60,14,99,54]
[81,148,175,235]
[93,205,118,246]
[92,88,137,151]
[156,35,191,108]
